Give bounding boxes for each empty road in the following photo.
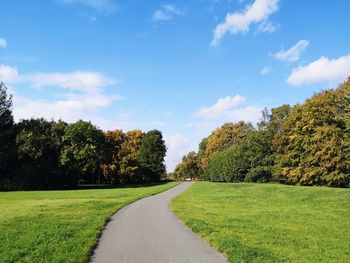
[90,182,227,263]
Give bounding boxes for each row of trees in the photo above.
[0,83,167,190]
[172,78,350,187]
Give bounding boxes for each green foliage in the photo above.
[200,121,253,169]
[205,145,247,182]
[15,119,72,189]
[60,120,107,184]
[245,166,272,183]
[138,130,166,182]
[0,83,16,188]
[173,151,199,180]
[172,182,350,263]
[274,78,350,187]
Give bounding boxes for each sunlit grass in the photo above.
[171,182,350,262]
[0,182,178,263]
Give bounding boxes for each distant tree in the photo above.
[181,151,199,180]
[258,104,291,140]
[119,130,144,183]
[200,121,253,169]
[196,137,208,176]
[205,145,247,182]
[16,119,71,189]
[274,78,350,187]
[0,83,16,189]
[138,130,166,182]
[60,121,106,184]
[102,130,126,184]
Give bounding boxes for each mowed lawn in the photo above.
[0,182,178,263]
[171,182,350,263]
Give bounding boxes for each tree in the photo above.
[205,145,247,182]
[60,121,106,184]
[0,83,16,189]
[274,78,350,187]
[119,130,144,183]
[258,104,291,140]
[16,119,71,189]
[200,121,253,169]
[102,130,126,184]
[138,130,166,182]
[172,151,199,180]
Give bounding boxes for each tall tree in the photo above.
[60,121,106,184]
[0,83,16,188]
[200,121,253,169]
[102,130,126,183]
[119,130,144,183]
[16,119,71,189]
[274,78,350,187]
[138,130,166,182]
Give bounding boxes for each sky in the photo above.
[1,0,350,171]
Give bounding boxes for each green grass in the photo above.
[171,182,350,263]
[0,182,178,263]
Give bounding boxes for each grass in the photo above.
[171,182,350,263]
[0,182,178,263]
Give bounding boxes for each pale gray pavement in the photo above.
[90,182,227,263]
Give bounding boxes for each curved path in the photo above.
[90,182,227,263]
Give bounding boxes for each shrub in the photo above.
[245,166,272,183]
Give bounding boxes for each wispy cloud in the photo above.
[0,38,7,48]
[152,4,183,22]
[0,65,19,82]
[287,54,350,86]
[0,64,120,122]
[57,0,117,14]
[28,71,116,92]
[194,95,246,120]
[275,40,309,62]
[261,66,273,75]
[211,0,279,46]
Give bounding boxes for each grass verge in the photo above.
[171,182,350,262]
[0,182,178,263]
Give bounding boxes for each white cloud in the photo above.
[57,0,116,14]
[28,71,116,92]
[194,95,246,120]
[0,65,19,83]
[211,0,279,46]
[275,40,309,62]
[287,54,350,86]
[2,65,120,122]
[13,94,113,123]
[164,133,194,172]
[0,38,7,48]
[261,66,273,75]
[152,4,183,22]
[227,105,263,123]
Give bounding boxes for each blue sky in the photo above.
[1,0,350,170]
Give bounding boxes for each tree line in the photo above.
[171,78,350,187]
[0,83,167,190]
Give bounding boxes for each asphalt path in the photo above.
[90,182,227,263]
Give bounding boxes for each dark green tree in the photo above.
[0,83,16,189]
[60,120,106,184]
[16,119,71,189]
[138,130,166,182]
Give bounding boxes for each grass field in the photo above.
[0,182,178,263]
[171,182,350,263]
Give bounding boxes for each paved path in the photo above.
[90,182,227,263]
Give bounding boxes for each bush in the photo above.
[245,166,272,183]
[205,145,247,182]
